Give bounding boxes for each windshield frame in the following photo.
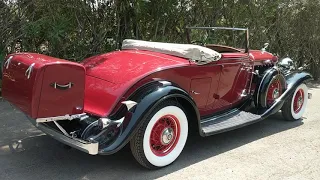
[186,27,249,53]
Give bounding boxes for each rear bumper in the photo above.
[37,123,99,155]
[27,116,99,155]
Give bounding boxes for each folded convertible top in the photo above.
[122,39,221,65]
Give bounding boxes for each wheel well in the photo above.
[168,96,200,134]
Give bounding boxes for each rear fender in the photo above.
[96,80,199,155]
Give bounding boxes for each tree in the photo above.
[1,0,320,78]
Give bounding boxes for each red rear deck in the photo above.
[2,53,85,118]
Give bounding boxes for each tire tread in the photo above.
[282,83,307,121]
[130,100,184,169]
[282,98,296,121]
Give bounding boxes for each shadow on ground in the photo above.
[0,99,304,180]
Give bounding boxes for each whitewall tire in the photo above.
[130,100,188,169]
[282,83,308,121]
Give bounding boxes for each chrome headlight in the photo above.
[278,57,294,70]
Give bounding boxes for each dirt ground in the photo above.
[0,84,319,180]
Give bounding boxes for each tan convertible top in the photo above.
[122,39,221,65]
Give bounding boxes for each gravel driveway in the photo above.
[0,84,319,180]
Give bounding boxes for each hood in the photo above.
[82,50,189,84]
[249,50,278,62]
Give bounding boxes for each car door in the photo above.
[189,78,212,110]
[231,56,254,106]
[186,65,221,114]
[206,53,251,113]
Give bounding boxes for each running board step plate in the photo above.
[200,109,261,136]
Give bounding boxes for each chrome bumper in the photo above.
[36,123,99,155]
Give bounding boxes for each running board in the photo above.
[200,109,261,136]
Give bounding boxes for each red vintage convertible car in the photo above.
[1,27,312,169]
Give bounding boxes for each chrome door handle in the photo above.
[241,66,252,72]
[245,66,252,71]
[191,90,200,95]
[25,63,35,79]
[51,82,74,90]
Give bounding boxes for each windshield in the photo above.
[186,27,249,51]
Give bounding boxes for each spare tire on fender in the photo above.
[255,68,286,108]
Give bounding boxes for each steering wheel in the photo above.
[191,40,205,46]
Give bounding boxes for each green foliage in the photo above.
[1,0,320,79]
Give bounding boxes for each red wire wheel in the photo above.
[293,89,304,114]
[130,101,188,168]
[282,83,308,121]
[266,78,282,106]
[149,115,180,157]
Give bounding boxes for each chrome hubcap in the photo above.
[161,127,174,145]
[294,89,305,114]
[273,88,280,99]
[297,97,303,109]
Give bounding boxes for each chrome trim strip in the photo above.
[98,116,125,129]
[4,56,13,69]
[36,113,86,123]
[191,90,200,95]
[201,109,239,124]
[121,100,137,111]
[159,80,172,86]
[25,63,35,79]
[36,123,99,155]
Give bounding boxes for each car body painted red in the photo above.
[1,46,277,119]
[249,50,278,65]
[1,27,312,169]
[82,50,190,116]
[2,53,85,118]
[81,49,256,117]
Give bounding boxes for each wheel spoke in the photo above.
[149,115,181,156]
[294,89,304,113]
[267,78,282,106]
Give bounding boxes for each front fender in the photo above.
[96,81,198,155]
[285,71,313,89]
[261,70,313,118]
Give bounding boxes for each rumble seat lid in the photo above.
[82,50,190,84]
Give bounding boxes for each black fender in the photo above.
[255,67,286,108]
[260,70,313,118]
[96,80,199,155]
